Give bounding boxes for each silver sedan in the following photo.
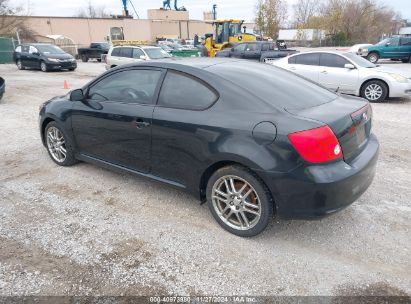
[270,51,411,102]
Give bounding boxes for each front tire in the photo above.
[367,52,379,63]
[16,60,25,70]
[44,122,77,166]
[81,55,89,62]
[361,80,388,103]
[40,61,49,72]
[206,165,273,237]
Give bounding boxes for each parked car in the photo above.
[0,77,4,101]
[215,41,298,62]
[360,36,411,63]
[271,51,411,102]
[105,45,171,69]
[39,58,379,237]
[13,43,77,72]
[347,44,372,55]
[77,42,110,62]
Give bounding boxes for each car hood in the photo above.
[361,66,411,78]
[44,53,73,60]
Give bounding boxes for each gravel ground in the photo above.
[0,61,410,297]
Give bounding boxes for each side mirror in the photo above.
[70,89,84,101]
[140,55,147,60]
[344,63,355,69]
[385,42,391,46]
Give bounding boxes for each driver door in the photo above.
[71,68,165,173]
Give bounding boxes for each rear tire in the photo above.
[361,80,388,103]
[206,165,273,237]
[367,52,379,63]
[16,60,25,70]
[401,57,411,63]
[97,59,102,62]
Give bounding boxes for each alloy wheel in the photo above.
[211,175,261,231]
[364,84,383,101]
[46,127,67,163]
[41,62,47,72]
[368,54,378,63]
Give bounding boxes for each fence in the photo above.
[0,37,17,64]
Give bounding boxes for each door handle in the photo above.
[321,70,328,74]
[134,119,150,129]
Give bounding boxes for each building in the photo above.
[399,27,411,36]
[12,9,215,47]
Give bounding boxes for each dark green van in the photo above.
[361,36,411,63]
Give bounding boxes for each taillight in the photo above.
[288,125,343,163]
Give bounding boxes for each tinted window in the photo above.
[320,53,349,68]
[120,47,132,58]
[233,44,246,52]
[207,62,336,110]
[36,45,65,54]
[295,53,319,65]
[88,69,162,104]
[246,43,259,51]
[158,71,217,110]
[389,38,399,46]
[288,56,296,64]
[111,48,121,56]
[133,48,145,58]
[401,37,411,46]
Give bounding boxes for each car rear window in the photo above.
[295,53,320,66]
[111,48,121,56]
[401,37,411,46]
[206,61,336,110]
[158,70,218,110]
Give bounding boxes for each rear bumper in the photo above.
[256,134,379,219]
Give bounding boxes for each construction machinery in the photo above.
[204,19,257,57]
[163,0,186,11]
[113,0,139,18]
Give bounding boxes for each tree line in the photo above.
[255,0,403,44]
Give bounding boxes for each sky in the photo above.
[18,0,411,23]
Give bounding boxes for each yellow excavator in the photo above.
[204,19,257,57]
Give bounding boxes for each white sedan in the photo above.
[270,51,411,102]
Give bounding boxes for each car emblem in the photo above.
[363,112,368,121]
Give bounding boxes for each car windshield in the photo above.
[343,52,376,68]
[145,48,171,59]
[36,45,66,54]
[377,38,390,45]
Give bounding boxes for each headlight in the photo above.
[390,73,409,83]
[47,58,59,62]
[362,48,368,53]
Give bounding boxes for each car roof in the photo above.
[112,45,160,49]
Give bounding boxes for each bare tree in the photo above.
[255,0,287,39]
[0,0,34,40]
[75,0,111,18]
[293,0,320,27]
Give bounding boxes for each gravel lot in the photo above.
[0,60,410,297]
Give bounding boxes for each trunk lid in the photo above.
[286,96,372,163]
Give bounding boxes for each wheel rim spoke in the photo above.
[211,175,262,231]
[46,127,67,163]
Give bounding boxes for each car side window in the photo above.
[233,44,246,52]
[401,37,411,46]
[133,48,145,58]
[246,44,259,51]
[158,70,218,110]
[15,46,22,52]
[295,53,320,66]
[29,46,38,54]
[319,53,349,68]
[120,47,132,58]
[111,48,121,57]
[388,38,399,46]
[87,69,162,104]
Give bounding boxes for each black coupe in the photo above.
[39,58,379,236]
